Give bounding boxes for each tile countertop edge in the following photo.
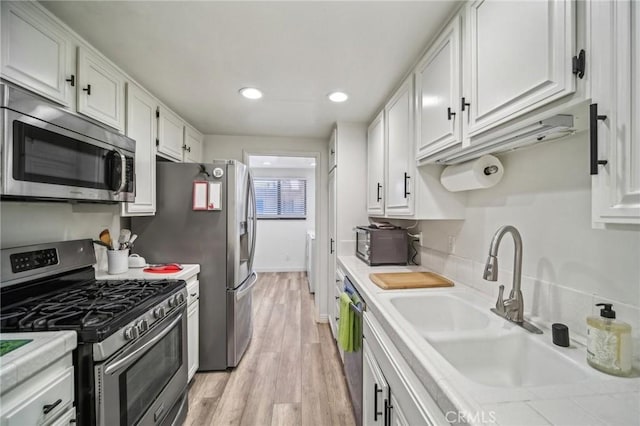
[0,331,77,393]
[336,256,640,426]
[94,264,200,281]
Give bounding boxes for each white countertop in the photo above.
[338,256,640,426]
[0,331,77,393]
[95,263,200,281]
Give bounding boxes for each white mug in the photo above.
[107,249,129,274]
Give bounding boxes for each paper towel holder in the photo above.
[484,165,499,175]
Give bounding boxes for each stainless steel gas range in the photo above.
[0,239,189,426]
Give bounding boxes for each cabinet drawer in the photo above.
[49,408,75,426]
[186,279,199,305]
[2,366,74,426]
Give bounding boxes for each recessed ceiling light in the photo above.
[240,87,263,100]
[328,91,348,103]
[262,161,271,166]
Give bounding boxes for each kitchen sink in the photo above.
[388,294,491,333]
[429,333,589,387]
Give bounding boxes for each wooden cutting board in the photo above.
[369,272,454,290]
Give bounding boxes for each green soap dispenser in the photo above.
[586,303,632,376]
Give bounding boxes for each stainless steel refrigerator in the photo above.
[132,160,257,370]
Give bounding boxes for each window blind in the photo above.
[254,178,307,219]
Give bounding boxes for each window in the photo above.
[254,178,307,219]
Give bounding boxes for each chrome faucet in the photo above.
[483,226,542,334]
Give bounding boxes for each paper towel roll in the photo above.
[440,155,504,192]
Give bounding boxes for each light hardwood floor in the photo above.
[185,272,356,426]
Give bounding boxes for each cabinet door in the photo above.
[157,106,185,161]
[1,2,74,106]
[591,0,640,224]
[184,125,204,163]
[415,14,462,160]
[327,169,337,339]
[122,83,157,216]
[363,341,388,426]
[387,392,411,426]
[467,0,576,135]
[187,300,200,381]
[328,128,337,172]
[77,47,125,131]
[367,111,385,216]
[385,76,415,216]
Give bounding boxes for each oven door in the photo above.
[355,228,370,263]
[1,105,135,203]
[95,307,188,426]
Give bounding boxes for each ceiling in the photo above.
[42,1,460,139]
[249,155,316,169]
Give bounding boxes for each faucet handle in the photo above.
[495,285,506,314]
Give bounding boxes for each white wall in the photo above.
[0,202,122,269]
[250,167,315,272]
[412,132,640,363]
[204,134,329,319]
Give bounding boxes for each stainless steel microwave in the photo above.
[355,226,408,266]
[0,83,135,203]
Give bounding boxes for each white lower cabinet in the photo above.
[363,312,447,426]
[186,278,200,382]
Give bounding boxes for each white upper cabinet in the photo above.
[77,46,126,131]
[591,0,640,225]
[1,1,75,107]
[122,83,157,217]
[157,106,185,162]
[183,125,204,163]
[367,111,385,216]
[466,0,576,136]
[328,128,337,172]
[385,76,415,216]
[415,14,462,161]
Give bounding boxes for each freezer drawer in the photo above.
[226,272,257,367]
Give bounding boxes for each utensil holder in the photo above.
[107,249,129,274]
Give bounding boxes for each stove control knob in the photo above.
[168,296,176,308]
[153,307,166,319]
[177,293,185,304]
[137,319,149,333]
[124,326,139,340]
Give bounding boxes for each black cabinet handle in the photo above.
[403,173,411,198]
[461,97,470,112]
[376,183,382,202]
[384,398,393,426]
[330,238,334,254]
[374,383,383,421]
[447,107,456,120]
[82,84,91,95]
[66,75,75,87]
[330,149,335,155]
[43,399,62,415]
[590,103,608,175]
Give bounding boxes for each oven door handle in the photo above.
[104,313,183,375]
[349,302,364,317]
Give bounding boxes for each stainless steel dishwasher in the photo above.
[343,275,364,426]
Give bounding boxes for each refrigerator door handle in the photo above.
[236,271,258,301]
[248,172,258,271]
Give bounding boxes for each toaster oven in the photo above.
[355,226,408,266]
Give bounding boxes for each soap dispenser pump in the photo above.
[586,303,632,376]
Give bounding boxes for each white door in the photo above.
[157,106,185,161]
[367,111,385,216]
[385,76,415,216]
[467,0,576,135]
[184,125,204,163]
[76,47,125,131]
[187,300,200,381]
[328,169,338,339]
[415,14,462,160]
[362,341,388,426]
[122,83,157,216]
[591,0,640,224]
[1,2,75,106]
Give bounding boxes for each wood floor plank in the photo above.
[300,343,332,426]
[271,403,301,426]
[274,289,301,403]
[319,325,356,426]
[239,351,281,426]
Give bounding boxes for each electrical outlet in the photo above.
[448,235,456,253]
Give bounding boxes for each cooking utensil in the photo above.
[118,229,131,250]
[99,229,113,250]
[92,240,111,249]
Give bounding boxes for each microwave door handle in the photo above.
[112,149,127,195]
[104,313,183,375]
